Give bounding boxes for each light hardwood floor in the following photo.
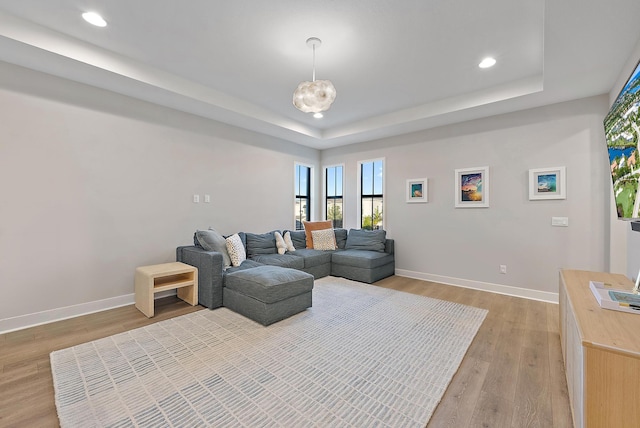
[0,276,573,428]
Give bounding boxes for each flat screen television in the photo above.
[604,59,640,221]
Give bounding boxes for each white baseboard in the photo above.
[0,290,177,335]
[395,269,558,304]
[2,270,557,335]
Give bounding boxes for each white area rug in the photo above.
[51,276,487,427]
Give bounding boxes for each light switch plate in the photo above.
[551,216,568,227]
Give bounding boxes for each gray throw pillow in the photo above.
[345,229,386,252]
[195,228,232,267]
[245,231,278,258]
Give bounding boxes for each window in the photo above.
[325,165,343,228]
[294,164,311,230]
[359,159,384,230]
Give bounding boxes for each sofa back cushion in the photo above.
[345,229,387,252]
[284,230,307,249]
[245,231,278,258]
[334,228,348,249]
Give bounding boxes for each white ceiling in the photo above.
[0,0,639,149]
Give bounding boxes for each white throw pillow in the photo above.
[284,231,296,252]
[225,233,246,267]
[274,231,287,255]
[311,228,337,251]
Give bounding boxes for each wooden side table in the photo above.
[135,262,198,317]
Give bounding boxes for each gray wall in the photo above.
[0,58,614,330]
[609,38,640,280]
[0,62,319,326]
[322,96,610,298]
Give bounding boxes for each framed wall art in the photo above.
[529,166,566,200]
[455,167,489,208]
[406,178,428,203]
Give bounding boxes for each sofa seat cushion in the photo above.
[224,259,263,275]
[250,254,305,270]
[331,249,394,269]
[288,248,333,268]
[224,266,314,304]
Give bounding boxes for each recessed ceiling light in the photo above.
[82,12,107,27]
[479,57,496,69]
[313,112,324,119]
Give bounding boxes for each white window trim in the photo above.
[323,163,345,226]
[294,161,314,230]
[357,158,385,230]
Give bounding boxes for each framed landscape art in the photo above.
[455,167,489,208]
[529,167,566,200]
[406,178,428,203]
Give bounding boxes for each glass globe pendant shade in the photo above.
[293,37,336,114]
[292,79,336,113]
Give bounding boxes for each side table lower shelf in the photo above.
[135,262,198,317]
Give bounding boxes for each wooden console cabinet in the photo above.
[559,269,640,428]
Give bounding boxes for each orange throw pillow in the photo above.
[303,220,333,249]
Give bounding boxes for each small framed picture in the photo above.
[455,167,489,208]
[529,167,566,200]
[406,178,428,203]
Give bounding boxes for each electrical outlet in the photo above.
[204,194,211,203]
[499,265,507,274]
[193,194,200,203]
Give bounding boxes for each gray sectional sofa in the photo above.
[176,228,394,325]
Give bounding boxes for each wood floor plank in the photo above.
[0,278,571,428]
[4,329,35,344]
[468,390,514,428]
[0,370,55,426]
[499,295,529,326]
[524,299,548,331]
[465,314,502,364]
[375,275,412,291]
[523,303,549,350]
[473,288,496,310]
[546,302,560,334]
[480,319,525,401]
[0,360,39,387]
[511,344,553,428]
[389,278,451,300]
[435,284,475,304]
[547,331,574,427]
[427,356,489,428]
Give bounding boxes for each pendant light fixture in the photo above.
[293,37,336,114]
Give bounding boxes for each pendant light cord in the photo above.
[312,44,316,82]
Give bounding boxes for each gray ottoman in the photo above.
[223,266,314,326]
